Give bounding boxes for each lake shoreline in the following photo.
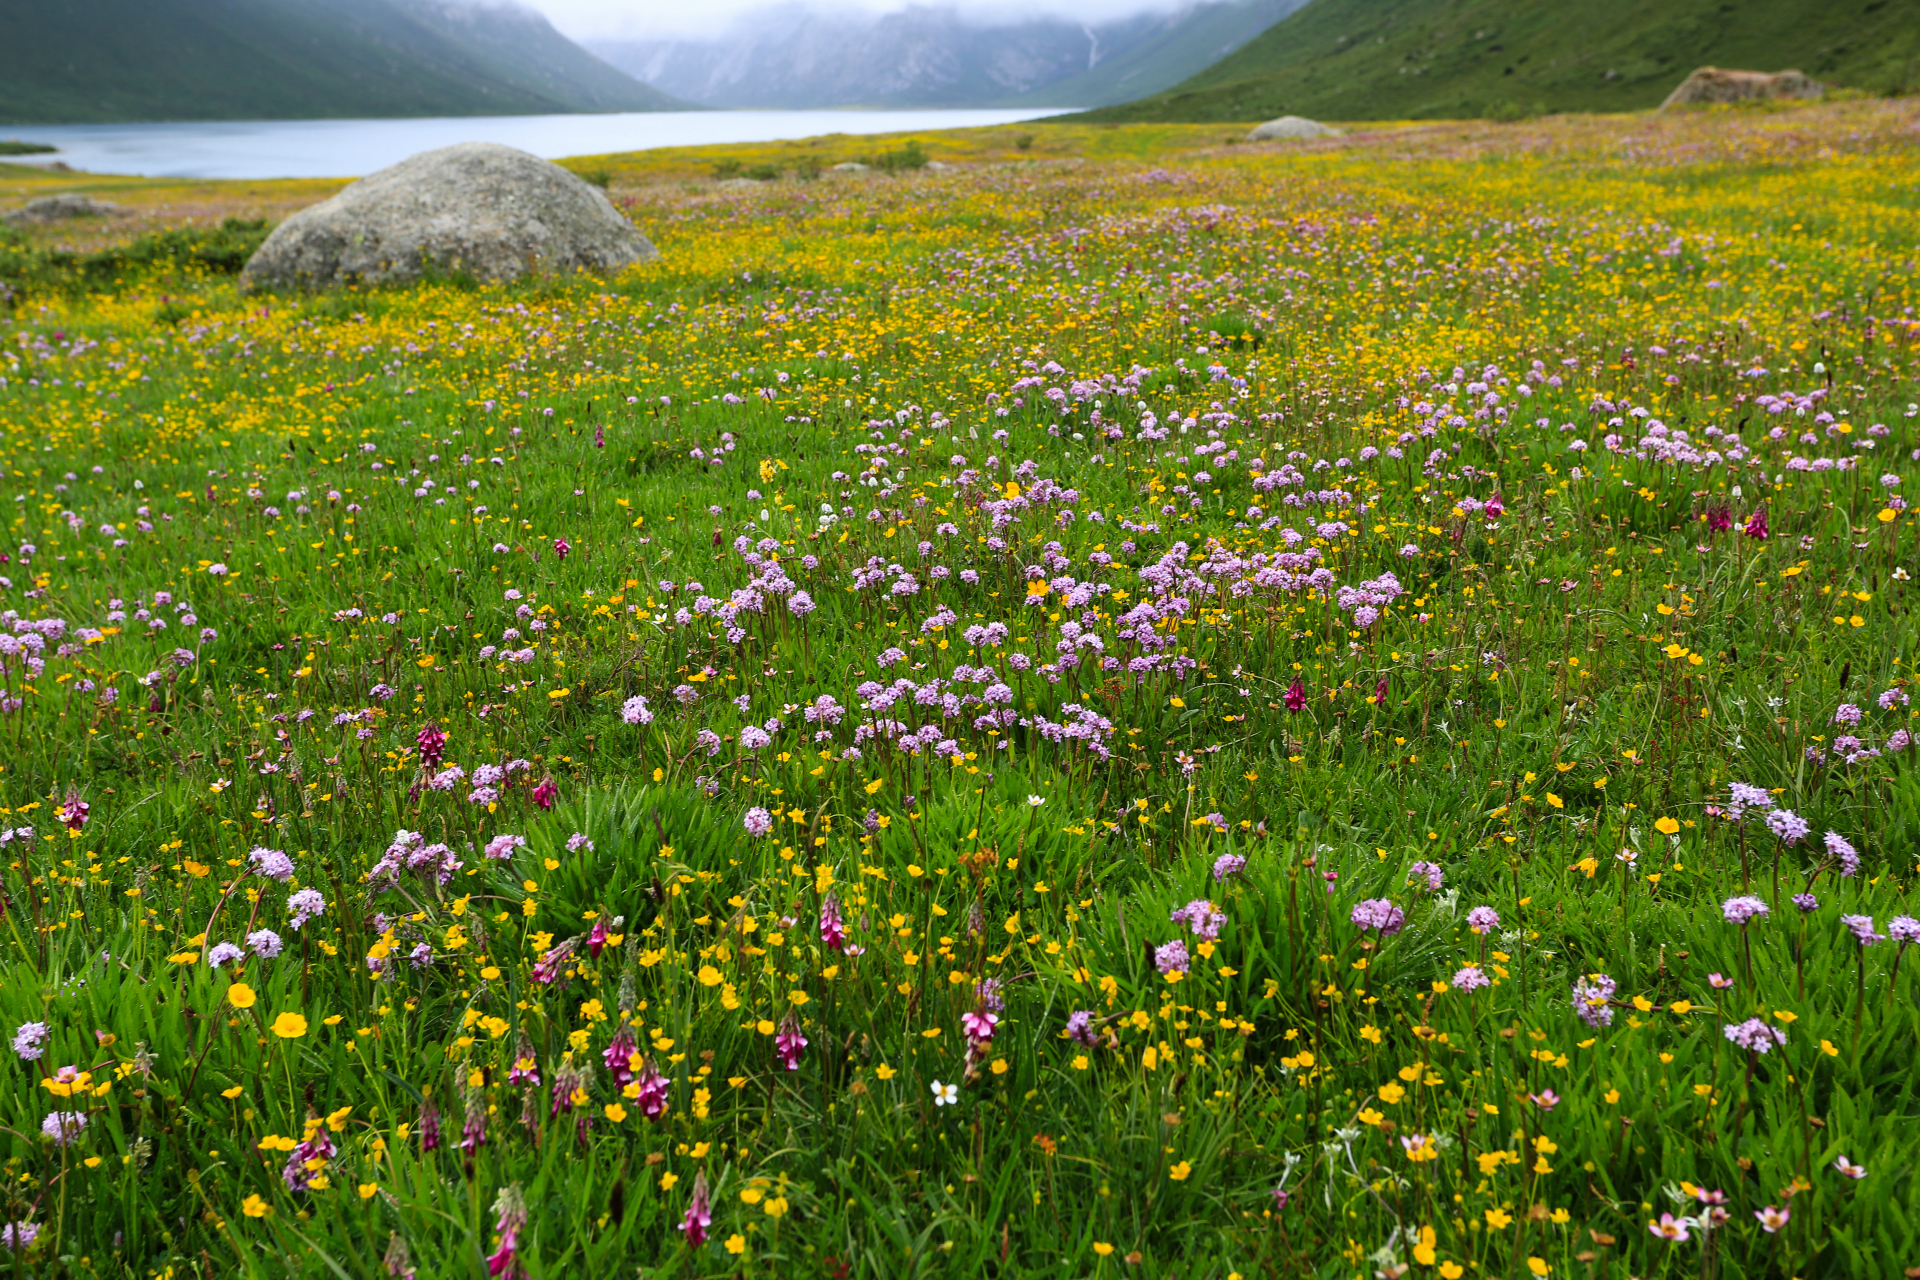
[0,108,1075,181]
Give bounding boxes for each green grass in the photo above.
[0,106,1914,1278]
[1079,0,1920,123]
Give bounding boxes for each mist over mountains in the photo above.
[2,0,684,124]
[586,0,1307,109]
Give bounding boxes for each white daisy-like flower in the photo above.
[931,1080,958,1106]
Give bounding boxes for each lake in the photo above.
[1,109,1071,180]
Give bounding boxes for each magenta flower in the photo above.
[532,776,558,810]
[1649,1213,1692,1242]
[1283,676,1306,712]
[419,1100,441,1152]
[486,1185,528,1279]
[602,1025,637,1087]
[681,1172,713,1247]
[820,893,846,951]
[1742,508,1768,539]
[633,1058,669,1120]
[961,1009,998,1044]
[509,1036,541,1087]
[553,537,571,560]
[774,1013,808,1071]
[459,1087,487,1154]
[416,722,446,768]
[55,791,88,833]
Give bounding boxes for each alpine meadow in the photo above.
[0,102,1917,1279]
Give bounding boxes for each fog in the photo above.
[526,0,1192,41]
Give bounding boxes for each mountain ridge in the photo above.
[0,0,687,125]
[586,0,1308,109]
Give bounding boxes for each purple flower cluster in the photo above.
[1170,898,1226,940]
[1211,852,1247,881]
[1765,808,1810,845]
[1451,964,1490,993]
[1726,782,1773,818]
[1349,898,1406,935]
[1824,830,1860,877]
[1571,973,1618,1028]
[10,1021,49,1061]
[1841,914,1884,946]
[1723,1018,1787,1054]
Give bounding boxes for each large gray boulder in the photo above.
[1662,67,1823,108]
[240,142,657,292]
[3,194,128,226]
[1247,116,1339,142]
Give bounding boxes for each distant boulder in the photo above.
[1246,116,1339,142]
[1662,67,1823,108]
[3,194,128,226]
[831,162,870,172]
[240,142,657,292]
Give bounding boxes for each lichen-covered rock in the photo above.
[1662,67,1823,109]
[1246,116,1339,142]
[2,194,128,226]
[240,142,656,292]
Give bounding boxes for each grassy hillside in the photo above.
[0,0,685,124]
[1080,0,1920,122]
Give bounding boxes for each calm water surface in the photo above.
[3,109,1069,180]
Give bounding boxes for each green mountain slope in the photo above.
[1079,0,1920,123]
[0,0,687,124]
[1004,0,1311,108]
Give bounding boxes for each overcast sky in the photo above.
[528,0,1177,41]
